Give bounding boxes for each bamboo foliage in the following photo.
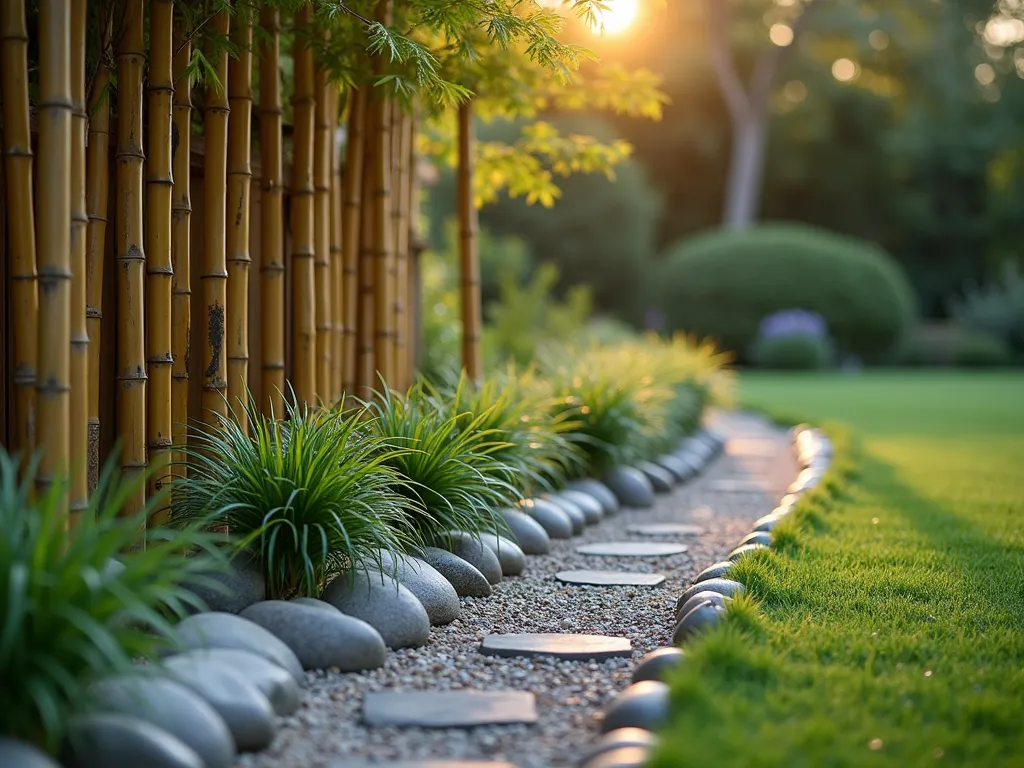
[356,97,376,398]
[202,9,230,423]
[258,6,285,415]
[458,100,482,383]
[0,0,38,457]
[146,0,174,520]
[314,53,333,402]
[86,12,112,491]
[116,0,147,515]
[392,107,412,391]
[329,90,344,401]
[341,88,367,395]
[227,14,253,425]
[171,36,192,478]
[69,0,88,521]
[290,3,317,406]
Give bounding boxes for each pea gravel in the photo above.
[235,411,797,768]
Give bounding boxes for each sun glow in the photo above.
[590,0,639,35]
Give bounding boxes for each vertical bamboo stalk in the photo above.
[116,0,147,514]
[171,35,192,478]
[356,98,376,398]
[0,0,38,458]
[258,6,285,415]
[329,90,344,401]
[407,109,421,380]
[372,95,394,386]
[202,9,230,423]
[341,88,366,396]
[457,100,482,383]
[146,0,174,521]
[393,107,412,390]
[313,53,332,402]
[290,3,317,406]
[35,0,73,507]
[86,12,112,492]
[69,0,88,521]
[227,14,253,421]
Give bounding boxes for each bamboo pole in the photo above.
[69,0,88,522]
[258,6,285,415]
[329,90,344,401]
[171,35,192,478]
[290,3,317,407]
[457,100,482,383]
[393,107,412,390]
[146,0,174,522]
[227,14,253,423]
[86,12,112,492]
[202,9,230,423]
[35,0,73,507]
[371,91,394,387]
[116,0,147,515]
[356,98,376,398]
[313,53,333,402]
[0,0,38,458]
[341,88,366,396]
[407,109,422,380]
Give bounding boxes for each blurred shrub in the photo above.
[952,331,1013,368]
[652,223,916,362]
[752,333,833,370]
[419,249,461,383]
[950,261,1024,356]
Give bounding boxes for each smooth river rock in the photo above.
[442,531,504,584]
[477,533,527,577]
[182,558,265,615]
[631,647,685,684]
[653,454,688,483]
[603,467,655,508]
[321,570,431,649]
[240,599,388,671]
[739,530,773,548]
[366,550,462,625]
[544,495,586,534]
[599,681,670,733]
[579,729,660,767]
[63,713,203,768]
[673,600,727,645]
[520,498,574,539]
[565,479,620,516]
[89,674,235,768]
[580,746,651,768]
[496,507,552,555]
[728,543,769,561]
[0,739,63,768]
[636,461,674,493]
[171,612,304,685]
[693,561,734,584]
[674,591,731,623]
[751,513,783,533]
[290,597,340,613]
[675,578,746,611]
[416,546,493,597]
[558,490,604,525]
[167,648,300,716]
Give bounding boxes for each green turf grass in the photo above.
[650,372,1024,768]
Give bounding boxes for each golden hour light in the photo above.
[590,0,640,35]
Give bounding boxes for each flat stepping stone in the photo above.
[555,570,665,587]
[480,633,632,661]
[344,763,516,768]
[626,523,703,537]
[362,690,537,728]
[576,542,688,557]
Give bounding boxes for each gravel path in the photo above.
[237,411,796,768]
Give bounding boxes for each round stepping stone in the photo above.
[240,599,387,670]
[693,561,734,584]
[416,546,492,597]
[362,690,537,728]
[675,578,745,611]
[674,591,731,623]
[636,461,674,493]
[632,647,685,683]
[321,569,431,649]
[364,550,461,625]
[496,507,551,555]
[739,530,773,548]
[580,746,650,768]
[653,454,687,482]
[559,490,604,525]
[579,728,660,767]
[556,570,665,587]
[599,681,670,733]
[673,600,727,645]
[544,496,586,534]
[170,612,304,685]
[576,542,688,557]
[728,543,769,561]
[565,479,620,515]
[0,739,62,768]
[478,533,527,576]
[626,523,703,537]
[168,648,301,716]
[88,675,235,768]
[442,531,504,584]
[603,467,654,508]
[480,633,632,661]
[63,713,203,768]
[520,498,574,539]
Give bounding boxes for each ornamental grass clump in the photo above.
[367,383,518,545]
[0,451,227,751]
[172,392,414,599]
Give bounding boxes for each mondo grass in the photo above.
[172,392,415,599]
[0,451,227,751]
[652,373,1024,767]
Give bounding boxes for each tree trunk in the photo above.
[329,91,344,402]
[1,0,38,459]
[290,3,317,407]
[341,88,366,396]
[314,55,333,403]
[146,0,174,523]
[722,115,767,230]
[227,14,253,421]
[202,9,230,423]
[86,12,112,492]
[115,0,147,515]
[171,35,192,478]
[69,0,89,522]
[457,101,482,383]
[258,6,285,416]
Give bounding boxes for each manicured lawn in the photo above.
[652,372,1024,768]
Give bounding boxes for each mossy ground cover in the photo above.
[652,372,1024,768]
